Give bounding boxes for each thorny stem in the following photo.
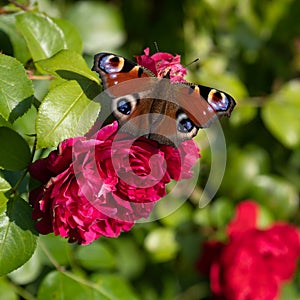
[38,240,64,271]
[8,281,36,300]
[38,239,112,297]
[8,0,30,11]
[26,70,54,81]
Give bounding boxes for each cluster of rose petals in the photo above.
[197,200,300,300]
[29,122,200,245]
[135,47,187,82]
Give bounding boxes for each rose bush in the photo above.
[28,48,200,245]
[29,122,200,245]
[197,200,300,300]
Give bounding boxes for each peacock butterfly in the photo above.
[92,52,236,146]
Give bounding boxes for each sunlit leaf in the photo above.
[52,18,83,54]
[36,50,99,83]
[0,277,18,300]
[0,54,33,122]
[262,80,300,149]
[0,177,11,193]
[16,12,67,61]
[36,80,100,148]
[144,228,179,262]
[0,14,31,64]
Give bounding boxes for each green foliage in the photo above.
[65,1,126,54]
[36,79,99,148]
[0,54,33,122]
[0,195,37,276]
[262,80,300,148]
[0,0,299,299]
[75,242,117,271]
[36,271,114,300]
[0,127,31,170]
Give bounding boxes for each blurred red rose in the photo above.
[197,200,300,300]
[29,121,199,245]
[135,47,187,82]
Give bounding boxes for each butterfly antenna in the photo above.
[185,58,200,67]
[153,41,160,53]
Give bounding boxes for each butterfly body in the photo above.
[93,52,236,146]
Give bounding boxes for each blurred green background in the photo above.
[0,0,300,299]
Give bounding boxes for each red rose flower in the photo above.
[135,47,187,82]
[197,200,300,300]
[29,122,200,245]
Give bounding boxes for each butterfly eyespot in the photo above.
[110,56,120,63]
[117,98,132,115]
[99,54,124,73]
[177,112,195,133]
[207,89,229,111]
[112,94,140,119]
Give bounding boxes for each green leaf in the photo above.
[0,14,31,64]
[0,192,8,215]
[0,54,34,122]
[37,271,111,300]
[8,247,41,285]
[158,202,193,228]
[249,175,299,219]
[91,274,141,300]
[210,198,235,228]
[230,103,257,126]
[16,12,67,61]
[0,115,11,128]
[52,18,83,54]
[36,80,100,148]
[0,196,37,276]
[262,80,300,149]
[75,242,116,271]
[66,1,125,54]
[36,49,99,83]
[109,237,145,279]
[194,205,211,227]
[220,145,270,198]
[144,228,179,262]
[0,127,31,170]
[12,106,37,142]
[38,234,72,267]
[0,277,18,300]
[0,177,11,193]
[279,281,300,300]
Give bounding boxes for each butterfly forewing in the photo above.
[93,53,154,90]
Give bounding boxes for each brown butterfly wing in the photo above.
[93,53,155,96]
[92,53,236,146]
[174,83,236,128]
